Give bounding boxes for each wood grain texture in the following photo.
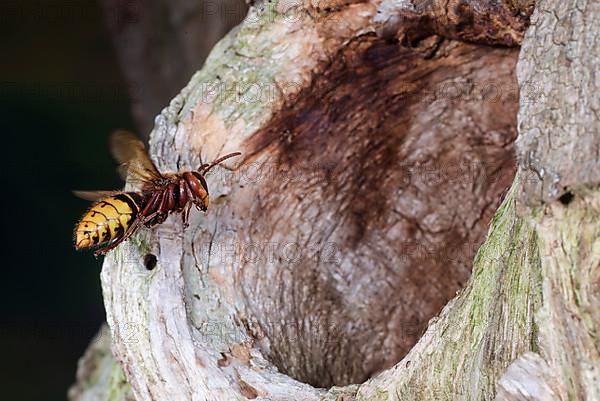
[495,352,561,401]
[69,0,600,400]
[516,0,600,205]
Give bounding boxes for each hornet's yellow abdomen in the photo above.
[75,193,142,250]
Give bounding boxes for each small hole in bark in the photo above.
[559,191,574,206]
[217,352,230,367]
[143,253,157,270]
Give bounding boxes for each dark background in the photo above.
[1,2,135,400]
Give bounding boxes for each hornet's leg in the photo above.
[153,190,169,225]
[94,218,143,257]
[182,203,192,228]
[94,191,161,257]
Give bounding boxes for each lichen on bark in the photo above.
[69,1,600,400]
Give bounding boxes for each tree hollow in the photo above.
[236,34,520,387]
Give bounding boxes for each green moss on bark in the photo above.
[358,179,542,400]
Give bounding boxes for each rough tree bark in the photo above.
[69,0,599,400]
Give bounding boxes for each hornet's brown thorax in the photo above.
[138,171,209,227]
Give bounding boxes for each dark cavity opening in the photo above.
[144,253,157,270]
[559,191,575,206]
[242,35,519,388]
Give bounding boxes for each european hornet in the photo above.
[74,130,241,256]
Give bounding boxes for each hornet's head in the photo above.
[185,172,209,211]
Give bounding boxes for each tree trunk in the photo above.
[69,0,599,400]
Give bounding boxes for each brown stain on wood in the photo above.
[238,33,520,387]
[374,0,532,47]
[211,0,533,388]
[238,379,259,399]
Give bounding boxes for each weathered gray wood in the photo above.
[495,353,561,401]
[70,1,599,400]
[516,0,600,205]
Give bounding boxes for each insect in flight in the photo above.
[74,130,241,256]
